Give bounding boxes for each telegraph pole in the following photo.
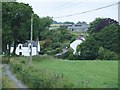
[118,1,120,25]
[29,14,33,67]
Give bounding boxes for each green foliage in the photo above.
[88,18,118,34]
[50,42,61,49]
[10,57,74,88]
[95,24,119,53]
[76,18,119,60]
[76,35,99,60]
[47,48,62,55]
[2,76,17,88]
[63,21,74,24]
[97,47,118,60]
[2,2,33,55]
[88,17,102,33]
[10,56,118,88]
[40,28,74,54]
[2,56,11,64]
[60,48,74,59]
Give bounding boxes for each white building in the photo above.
[10,40,40,56]
[70,35,85,54]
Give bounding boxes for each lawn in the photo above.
[10,55,118,88]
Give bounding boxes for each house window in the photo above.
[19,46,22,49]
[19,52,22,55]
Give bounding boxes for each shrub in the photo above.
[51,42,61,49]
[97,47,118,60]
[2,56,11,64]
[47,48,62,55]
[60,48,74,59]
[10,57,74,88]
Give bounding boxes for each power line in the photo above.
[53,2,118,19]
[53,2,82,14]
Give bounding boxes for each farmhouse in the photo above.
[70,35,85,54]
[10,40,40,56]
[67,24,88,32]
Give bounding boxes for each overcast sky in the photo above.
[17,0,119,24]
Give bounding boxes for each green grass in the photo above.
[2,75,17,88]
[0,65,2,89]
[10,55,118,88]
[2,64,17,88]
[32,56,118,88]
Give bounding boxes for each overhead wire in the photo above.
[53,2,118,19]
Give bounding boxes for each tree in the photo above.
[76,35,99,60]
[88,18,119,34]
[2,2,33,55]
[39,16,53,40]
[63,21,74,24]
[87,17,102,34]
[95,24,119,53]
[76,23,119,60]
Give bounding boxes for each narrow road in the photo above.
[2,64,28,89]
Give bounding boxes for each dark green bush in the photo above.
[51,43,61,49]
[97,47,118,60]
[60,48,74,59]
[47,48,62,55]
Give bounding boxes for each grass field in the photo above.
[10,55,118,88]
[0,65,2,89]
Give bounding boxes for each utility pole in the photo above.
[118,1,120,25]
[29,14,33,67]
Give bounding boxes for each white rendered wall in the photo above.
[10,46,37,56]
[70,40,83,54]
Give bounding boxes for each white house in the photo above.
[10,40,40,56]
[70,35,85,54]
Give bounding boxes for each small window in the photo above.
[19,52,22,55]
[19,46,22,49]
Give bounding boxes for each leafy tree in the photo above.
[39,16,53,40]
[87,17,102,34]
[2,2,33,55]
[63,21,74,24]
[88,18,119,34]
[76,35,99,60]
[76,23,119,60]
[33,14,41,40]
[97,47,118,60]
[76,21,87,25]
[95,24,119,53]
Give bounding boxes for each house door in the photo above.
[19,52,22,55]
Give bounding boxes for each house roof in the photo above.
[76,35,85,41]
[11,40,38,47]
[23,40,38,47]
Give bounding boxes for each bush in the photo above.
[2,56,11,64]
[97,47,118,60]
[68,54,75,60]
[51,43,61,49]
[47,48,62,55]
[10,57,74,88]
[60,48,74,59]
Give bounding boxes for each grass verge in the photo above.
[9,55,118,88]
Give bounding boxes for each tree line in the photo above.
[2,2,52,55]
